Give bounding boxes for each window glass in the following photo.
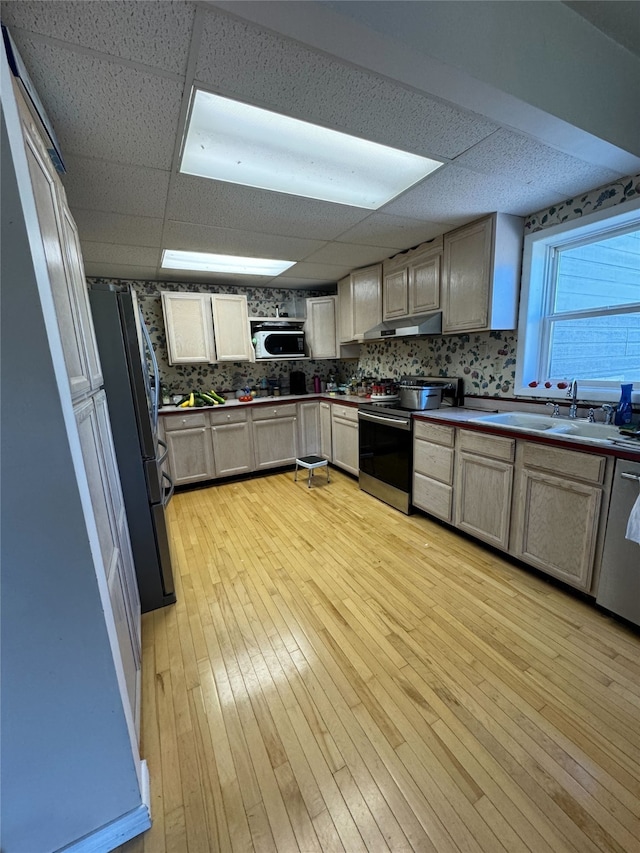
[554,229,640,313]
[548,313,640,381]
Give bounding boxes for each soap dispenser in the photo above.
[614,383,633,426]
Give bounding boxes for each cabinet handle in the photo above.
[621,472,640,482]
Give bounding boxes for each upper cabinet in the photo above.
[338,263,382,343]
[17,85,102,400]
[442,213,523,334]
[162,292,215,364]
[306,295,338,359]
[161,291,253,364]
[211,294,253,361]
[382,237,442,321]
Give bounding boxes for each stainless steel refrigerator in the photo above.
[89,283,176,612]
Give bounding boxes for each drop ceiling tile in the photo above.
[384,164,567,222]
[167,175,368,240]
[62,156,170,218]
[163,221,327,260]
[302,242,396,268]
[335,213,453,249]
[156,268,281,288]
[279,262,353,281]
[456,129,623,197]
[1,1,196,75]
[11,36,183,168]
[195,7,497,159]
[81,242,161,267]
[84,263,159,280]
[73,210,164,247]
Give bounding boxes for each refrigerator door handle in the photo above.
[139,306,159,431]
[157,437,168,466]
[162,470,175,507]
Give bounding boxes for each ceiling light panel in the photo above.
[161,249,295,276]
[181,90,443,209]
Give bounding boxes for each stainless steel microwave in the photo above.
[253,330,305,359]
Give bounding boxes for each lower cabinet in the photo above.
[298,401,320,457]
[331,403,359,476]
[511,442,608,590]
[163,412,215,485]
[251,403,299,470]
[319,401,333,461]
[412,421,455,522]
[455,431,515,550]
[210,408,253,477]
[412,424,612,593]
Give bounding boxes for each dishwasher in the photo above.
[596,458,640,627]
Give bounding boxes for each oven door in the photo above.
[358,409,412,513]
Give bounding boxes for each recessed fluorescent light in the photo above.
[180,89,443,209]
[161,249,295,276]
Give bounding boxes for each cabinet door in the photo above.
[75,396,140,727]
[211,294,253,361]
[513,468,601,590]
[442,216,493,333]
[162,292,215,364]
[413,472,453,522]
[20,98,91,399]
[298,401,320,457]
[337,275,354,343]
[455,452,513,550]
[306,296,338,358]
[320,402,333,461]
[383,267,408,320]
[58,195,103,390]
[409,253,440,314]
[253,416,298,469]
[165,426,215,485]
[211,421,254,477]
[351,264,383,339]
[331,416,359,476]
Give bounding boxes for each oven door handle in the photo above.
[358,410,411,430]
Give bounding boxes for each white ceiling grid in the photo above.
[1,0,637,287]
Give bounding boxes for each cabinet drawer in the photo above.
[414,439,454,484]
[251,403,297,421]
[458,429,515,462]
[413,472,453,522]
[521,442,606,484]
[414,420,455,446]
[332,403,358,422]
[209,407,248,425]
[162,412,208,431]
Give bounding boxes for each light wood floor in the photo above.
[117,467,640,853]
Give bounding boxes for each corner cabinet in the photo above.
[338,264,382,342]
[298,401,321,457]
[442,213,523,334]
[320,401,333,461]
[161,292,215,364]
[383,237,442,321]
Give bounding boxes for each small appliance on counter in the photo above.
[290,370,307,395]
[358,376,463,514]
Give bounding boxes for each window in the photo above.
[516,198,640,402]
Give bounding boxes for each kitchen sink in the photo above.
[469,412,558,431]
[470,412,621,445]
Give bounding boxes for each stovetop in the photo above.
[358,375,464,418]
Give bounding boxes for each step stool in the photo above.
[294,455,330,488]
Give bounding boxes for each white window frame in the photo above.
[515,197,640,404]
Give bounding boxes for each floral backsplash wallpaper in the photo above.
[87,172,638,399]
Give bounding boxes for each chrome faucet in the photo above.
[567,379,578,419]
[588,407,596,423]
[601,404,616,425]
[546,401,560,417]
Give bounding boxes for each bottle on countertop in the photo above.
[313,374,321,393]
[614,383,633,426]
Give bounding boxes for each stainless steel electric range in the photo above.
[358,376,463,513]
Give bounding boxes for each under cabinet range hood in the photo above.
[363,311,442,341]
